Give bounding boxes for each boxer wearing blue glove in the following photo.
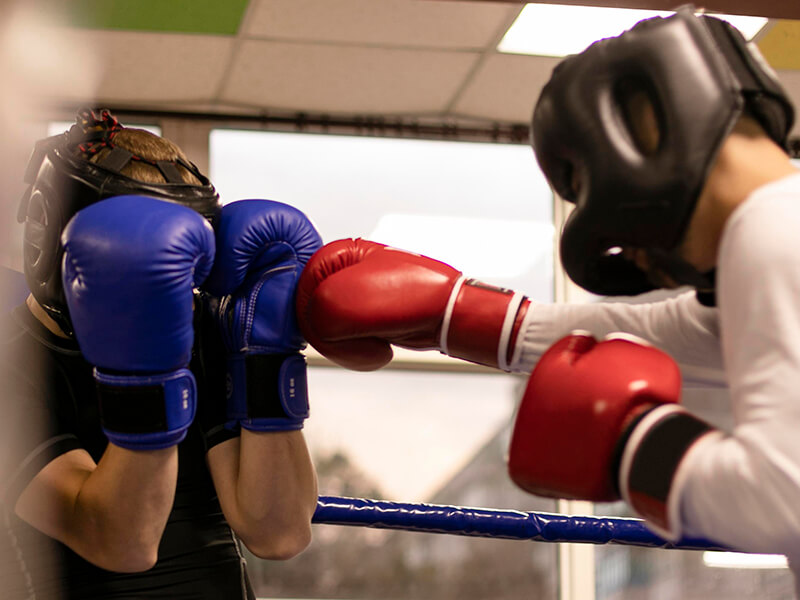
[4,114,316,598]
[62,195,215,450]
[202,199,322,432]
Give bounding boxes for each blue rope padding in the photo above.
[313,496,727,551]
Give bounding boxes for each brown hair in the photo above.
[84,127,202,185]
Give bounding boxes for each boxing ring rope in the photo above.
[312,496,727,551]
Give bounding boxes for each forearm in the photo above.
[208,430,317,559]
[17,445,177,572]
[514,291,725,386]
[72,444,177,571]
[76,445,177,567]
[675,427,800,557]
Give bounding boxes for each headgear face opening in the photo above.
[531,8,794,298]
[18,109,221,335]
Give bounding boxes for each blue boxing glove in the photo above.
[202,199,322,432]
[62,195,215,450]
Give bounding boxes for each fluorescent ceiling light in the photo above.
[498,3,768,57]
[702,551,788,569]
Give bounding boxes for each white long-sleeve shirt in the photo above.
[512,172,800,567]
[514,289,724,387]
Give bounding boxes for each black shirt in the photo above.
[0,304,255,599]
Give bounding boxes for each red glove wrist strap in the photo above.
[441,277,527,370]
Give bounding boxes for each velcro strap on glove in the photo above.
[619,404,714,540]
[95,367,197,450]
[226,352,309,431]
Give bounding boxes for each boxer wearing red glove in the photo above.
[295,238,529,371]
[508,332,715,538]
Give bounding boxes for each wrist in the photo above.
[95,367,197,450]
[441,277,528,370]
[619,404,714,539]
[227,352,310,431]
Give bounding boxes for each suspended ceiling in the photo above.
[11,0,800,133]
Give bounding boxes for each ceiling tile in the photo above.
[222,41,480,115]
[59,30,235,104]
[244,0,519,49]
[758,20,800,70]
[452,53,561,123]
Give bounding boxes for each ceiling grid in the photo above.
[440,4,525,116]
[32,0,800,136]
[209,0,263,106]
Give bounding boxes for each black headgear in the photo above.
[18,108,221,335]
[532,8,794,299]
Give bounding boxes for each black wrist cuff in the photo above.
[227,352,309,430]
[244,354,299,419]
[620,405,714,536]
[96,382,167,434]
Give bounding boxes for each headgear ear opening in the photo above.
[18,108,221,336]
[614,80,663,158]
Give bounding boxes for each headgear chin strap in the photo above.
[18,109,221,336]
[532,8,794,300]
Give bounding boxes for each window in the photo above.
[210,129,554,303]
[210,128,558,600]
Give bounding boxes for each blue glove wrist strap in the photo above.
[95,368,197,450]
[227,352,309,431]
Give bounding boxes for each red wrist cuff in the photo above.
[441,277,527,369]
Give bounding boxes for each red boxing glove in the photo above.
[295,238,529,371]
[508,332,713,537]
